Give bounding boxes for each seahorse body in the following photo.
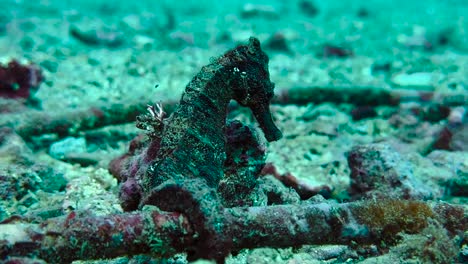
[143,37,282,194]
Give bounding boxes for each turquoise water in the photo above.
[0,0,467,263]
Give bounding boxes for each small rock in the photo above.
[167,31,194,49]
[347,143,433,199]
[133,35,155,50]
[121,15,143,31]
[451,123,468,151]
[63,168,121,215]
[301,245,349,260]
[256,176,301,205]
[391,72,434,89]
[422,104,450,122]
[308,119,338,137]
[61,152,100,167]
[432,122,467,152]
[0,127,34,163]
[448,106,466,125]
[351,106,377,121]
[301,103,339,121]
[49,137,87,160]
[19,36,35,51]
[298,0,319,17]
[397,26,432,49]
[69,25,125,48]
[321,44,353,58]
[265,33,292,54]
[240,3,280,20]
[0,60,43,99]
[356,7,370,18]
[39,60,59,73]
[32,164,67,193]
[371,61,391,74]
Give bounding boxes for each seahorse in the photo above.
[138,37,282,262]
[142,37,282,195]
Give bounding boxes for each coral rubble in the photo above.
[0,37,466,264]
[0,60,43,100]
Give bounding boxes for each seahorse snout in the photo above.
[252,105,282,142]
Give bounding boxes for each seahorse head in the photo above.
[218,37,282,142]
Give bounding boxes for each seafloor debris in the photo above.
[433,106,467,151]
[347,143,433,200]
[0,128,68,222]
[298,0,319,17]
[260,162,332,199]
[350,105,377,121]
[264,32,293,54]
[0,85,465,141]
[0,99,148,140]
[0,38,466,264]
[0,59,43,99]
[240,3,280,20]
[321,44,354,58]
[0,199,464,263]
[69,25,125,48]
[275,85,468,106]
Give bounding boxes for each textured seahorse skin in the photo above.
[143,37,282,193]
